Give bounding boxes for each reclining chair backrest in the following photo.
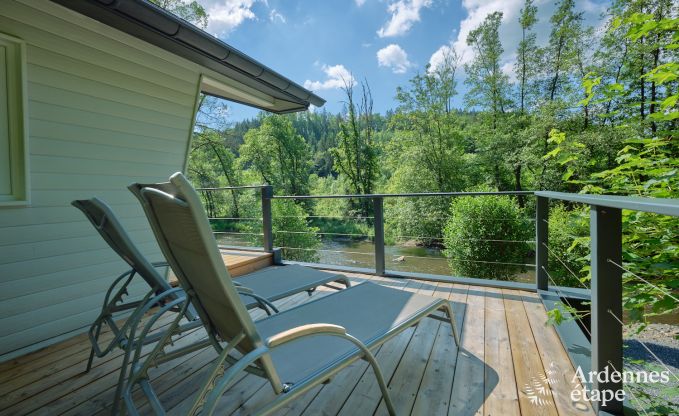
[72,198,172,295]
[128,173,281,389]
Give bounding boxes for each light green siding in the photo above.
[0,0,205,359]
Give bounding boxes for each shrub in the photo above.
[270,199,321,262]
[546,204,590,288]
[443,195,531,280]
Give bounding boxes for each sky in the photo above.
[195,0,610,121]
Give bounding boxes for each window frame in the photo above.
[0,32,29,206]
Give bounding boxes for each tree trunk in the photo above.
[514,164,524,208]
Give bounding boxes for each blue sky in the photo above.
[197,0,609,121]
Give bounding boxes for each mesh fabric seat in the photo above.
[122,172,459,416]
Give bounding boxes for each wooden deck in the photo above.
[169,249,273,286]
[0,271,594,416]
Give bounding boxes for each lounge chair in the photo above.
[73,197,350,415]
[122,172,459,415]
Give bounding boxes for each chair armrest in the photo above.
[266,324,347,348]
[235,286,254,295]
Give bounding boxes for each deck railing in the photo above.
[198,185,679,415]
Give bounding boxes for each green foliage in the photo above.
[149,0,208,28]
[242,199,321,262]
[331,81,379,216]
[546,204,590,287]
[443,195,532,280]
[465,11,512,127]
[542,9,679,325]
[271,200,322,262]
[239,115,312,196]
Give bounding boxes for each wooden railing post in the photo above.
[373,197,385,276]
[536,196,549,291]
[261,185,274,253]
[590,205,623,415]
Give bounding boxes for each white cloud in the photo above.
[429,44,455,72]
[355,0,367,6]
[377,0,433,38]
[204,0,258,35]
[269,8,286,23]
[377,44,413,74]
[429,0,609,79]
[304,64,356,91]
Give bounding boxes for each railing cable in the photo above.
[213,231,263,236]
[208,217,262,221]
[542,266,592,338]
[274,230,374,238]
[607,259,679,303]
[542,242,591,290]
[606,309,679,382]
[605,360,651,416]
[400,236,535,244]
[401,254,534,267]
[278,247,374,256]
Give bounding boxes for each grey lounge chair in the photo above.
[73,198,350,415]
[122,172,459,415]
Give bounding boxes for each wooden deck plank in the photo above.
[502,289,558,416]
[335,279,425,416]
[372,303,440,415]
[232,274,391,416]
[0,313,177,413]
[17,325,207,416]
[410,282,458,416]
[520,291,594,416]
[169,281,359,416]
[449,286,485,416]
[0,270,587,416]
[483,287,520,415]
[288,276,411,416]
[159,292,324,416]
[169,249,273,286]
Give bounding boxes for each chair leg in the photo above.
[442,302,461,346]
[363,352,396,416]
[85,347,96,373]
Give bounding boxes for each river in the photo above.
[216,235,536,283]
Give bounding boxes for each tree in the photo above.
[464,11,511,129]
[188,129,241,218]
[149,0,208,28]
[542,0,585,102]
[331,80,379,215]
[391,49,464,192]
[238,115,312,196]
[516,0,539,114]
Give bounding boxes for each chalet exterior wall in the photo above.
[0,0,204,359]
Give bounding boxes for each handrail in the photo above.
[271,190,534,199]
[205,183,677,415]
[196,185,269,191]
[536,191,679,217]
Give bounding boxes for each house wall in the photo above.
[0,0,204,359]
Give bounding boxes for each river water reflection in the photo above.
[217,235,535,283]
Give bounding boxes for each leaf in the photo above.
[651,296,678,314]
[660,95,678,110]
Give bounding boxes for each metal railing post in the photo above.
[590,205,623,415]
[536,196,549,291]
[373,197,385,276]
[261,185,274,253]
